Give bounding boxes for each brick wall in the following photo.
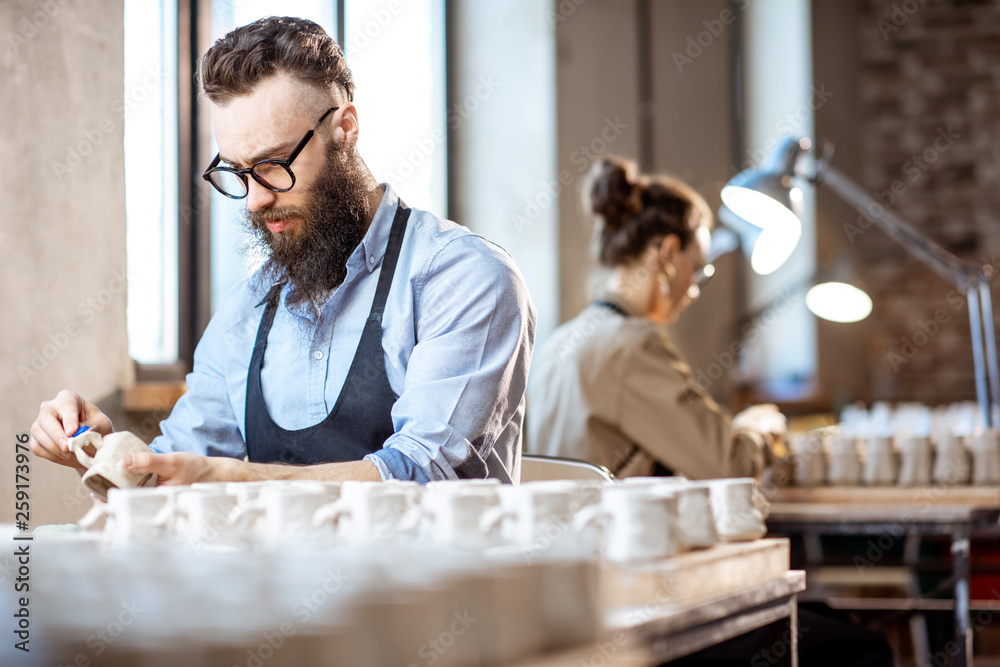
[854,0,1000,404]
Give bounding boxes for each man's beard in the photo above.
[243,141,373,307]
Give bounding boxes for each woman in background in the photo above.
[526,155,784,479]
[528,156,895,667]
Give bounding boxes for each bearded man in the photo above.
[30,17,535,484]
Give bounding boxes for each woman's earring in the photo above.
[660,264,676,296]
[659,271,672,296]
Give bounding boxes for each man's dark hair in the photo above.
[200,16,354,105]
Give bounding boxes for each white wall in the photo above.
[449,0,559,342]
[0,0,129,525]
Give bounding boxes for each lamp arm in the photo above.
[812,164,999,427]
[813,165,973,290]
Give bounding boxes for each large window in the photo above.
[345,0,446,215]
[206,0,446,315]
[207,2,338,314]
[740,0,817,397]
[124,1,447,363]
[123,0,179,364]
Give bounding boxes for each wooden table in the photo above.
[519,564,806,666]
[766,486,1000,667]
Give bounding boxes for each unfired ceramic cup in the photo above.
[68,430,154,501]
[703,478,768,542]
[970,430,1000,485]
[827,433,862,485]
[863,436,898,486]
[573,485,678,563]
[933,433,971,485]
[898,436,933,487]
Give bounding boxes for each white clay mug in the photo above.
[479,486,577,548]
[703,478,768,542]
[573,486,679,563]
[423,486,500,549]
[77,487,174,546]
[67,430,154,502]
[313,485,421,544]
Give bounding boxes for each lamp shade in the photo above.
[716,205,800,276]
[805,254,873,323]
[720,137,808,275]
[806,282,872,323]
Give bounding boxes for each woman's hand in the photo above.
[733,403,787,441]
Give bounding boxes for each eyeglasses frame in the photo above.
[202,106,340,200]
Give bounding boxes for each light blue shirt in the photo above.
[152,185,536,482]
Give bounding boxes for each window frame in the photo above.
[135,0,450,383]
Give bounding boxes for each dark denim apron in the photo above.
[244,202,411,464]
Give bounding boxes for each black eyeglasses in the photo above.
[202,106,339,199]
[692,263,716,288]
[686,263,716,300]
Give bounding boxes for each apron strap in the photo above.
[368,201,410,323]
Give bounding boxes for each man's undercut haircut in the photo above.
[200,16,354,105]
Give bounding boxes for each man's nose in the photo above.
[246,178,278,213]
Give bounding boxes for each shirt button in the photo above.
[313,350,324,360]
[368,256,375,265]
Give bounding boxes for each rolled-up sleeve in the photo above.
[365,236,535,481]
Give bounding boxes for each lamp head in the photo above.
[720,137,810,275]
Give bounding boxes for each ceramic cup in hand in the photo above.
[67,430,154,502]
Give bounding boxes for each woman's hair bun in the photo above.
[587,156,642,230]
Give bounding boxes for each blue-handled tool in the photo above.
[71,425,90,437]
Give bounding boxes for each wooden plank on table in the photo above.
[767,502,996,525]
[767,486,1000,508]
[599,538,790,610]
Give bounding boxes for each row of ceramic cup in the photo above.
[790,429,1000,486]
[9,526,600,667]
[77,476,767,563]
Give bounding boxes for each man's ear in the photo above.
[333,102,359,149]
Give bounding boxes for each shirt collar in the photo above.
[359,183,398,274]
[595,291,640,317]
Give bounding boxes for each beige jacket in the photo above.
[525,299,768,480]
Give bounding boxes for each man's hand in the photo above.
[122,451,217,486]
[30,390,114,469]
